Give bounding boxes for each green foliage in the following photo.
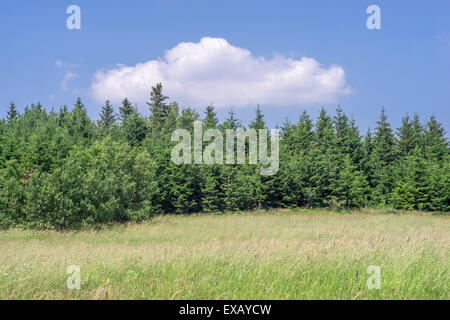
[7,102,18,122]
[119,98,135,120]
[148,82,169,134]
[204,104,218,129]
[100,100,116,129]
[0,138,159,229]
[122,111,148,147]
[0,86,448,229]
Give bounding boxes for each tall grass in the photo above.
[0,210,448,299]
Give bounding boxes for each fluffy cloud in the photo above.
[90,37,351,108]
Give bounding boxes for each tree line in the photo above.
[0,83,448,229]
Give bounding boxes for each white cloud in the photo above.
[90,37,352,108]
[60,72,79,91]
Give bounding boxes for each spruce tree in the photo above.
[69,97,91,141]
[296,111,314,153]
[371,107,397,202]
[310,108,336,206]
[222,109,241,130]
[123,111,147,147]
[397,114,423,157]
[178,108,200,131]
[7,102,18,122]
[348,117,364,166]
[164,102,180,132]
[249,105,266,130]
[280,118,296,155]
[204,104,218,129]
[362,128,375,189]
[220,165,240,211]
[119,98,135,120]
[148,83,169,133]
[333,106,350,152]
[411,114,424,153]
[100,100,116,129]
[290,111,316,206]
[58,105,69,127]
[74,97,85,112]
[424,115,448,161]
[201,165,222,212]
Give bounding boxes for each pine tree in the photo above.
[69,97,91,141]
[371,107,397,202]
[247,106,268,209]
[296,111,314,153]
[178,108,200,131]
[249,105,266,130]
[201,165,222,212]
[201,105,221,212]
[328,107,367,208]
[374,108,397,161]
[221,165,240,211]
[119,98,135,120]
[330,154,368,208]
[362,128,374,190]
[310,108,336,206]
[411,114,424,153]
[204,104,218,129]
[272,118,298,207]
[428,159,450,212]
[148,83,169,133]
[58,105,69,127]
[100,100,116,129]
[7,102,18,122]
[221,109,241,130]
[424,115,448,161]
[123,111,147,147]
[333,106,350,151]
[291,111,316,206]
[280,118,296,156]
[164,102,180,133]
[397,113,424,157]
[333,107,363,165]
[348,117,364,166]
[74,97,85,112]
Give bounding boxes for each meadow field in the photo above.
[0,209,448,300]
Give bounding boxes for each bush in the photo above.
[0,138,159,229]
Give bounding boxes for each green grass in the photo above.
[0,209,448,299]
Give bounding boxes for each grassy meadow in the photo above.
[0,209,448,300]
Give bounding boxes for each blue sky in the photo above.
[1,0,449,133]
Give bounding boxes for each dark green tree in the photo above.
[370,107,397,203]
[221,109,241,130]
[7,102,18,122]
[249,105,266,130]
[148,83,169,133]
[68,97,92,142]
[204,104,218,129]
[119,98,135,120]
[100,100,116,129]
[424,115,448,161]
[123,111,147,147]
